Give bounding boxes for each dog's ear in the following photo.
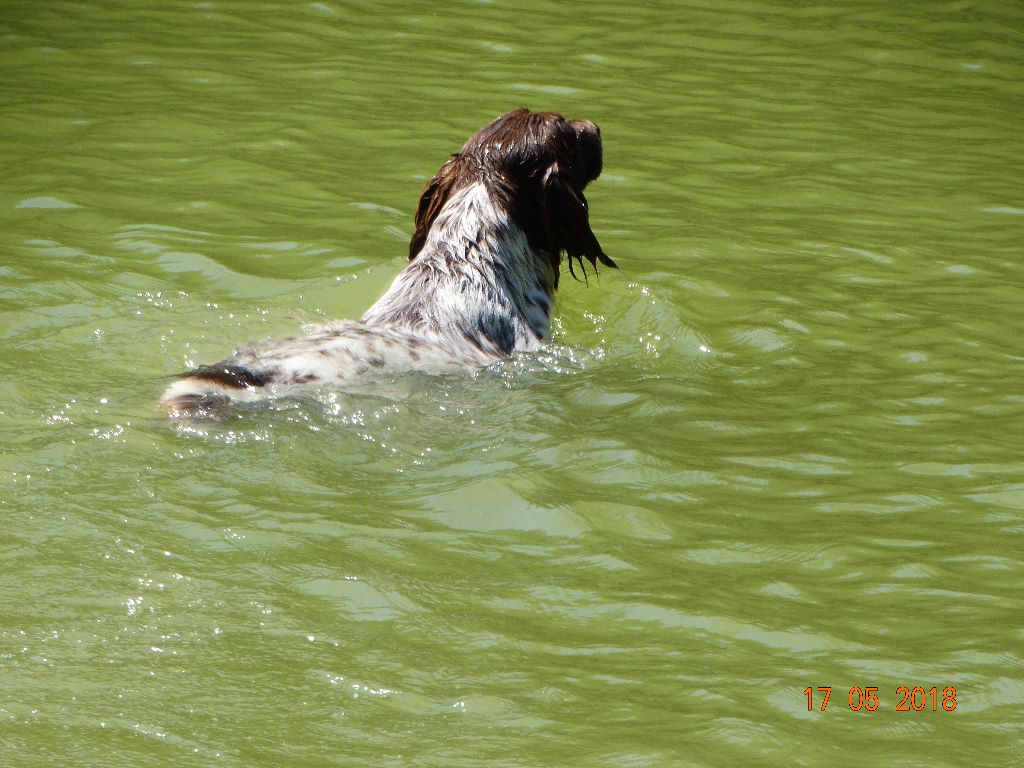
[567,118,603,189]
[410,156,461,260]
[541,161,616,283]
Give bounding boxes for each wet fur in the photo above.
[161,108,614,416]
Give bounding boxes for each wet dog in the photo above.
[161,108,614,415]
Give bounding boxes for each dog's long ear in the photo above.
[541,162,616,283]
[409,156,461,260]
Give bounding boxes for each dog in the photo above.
[160,108,615,415]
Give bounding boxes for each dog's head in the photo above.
[409,108,615,284]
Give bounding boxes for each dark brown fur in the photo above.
[408,108,615,286]
[190,364,274,389]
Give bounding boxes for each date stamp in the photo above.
[804,686,957,712]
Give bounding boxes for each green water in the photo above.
[3,1,1023,765]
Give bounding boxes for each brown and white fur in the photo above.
[160,108,615,415]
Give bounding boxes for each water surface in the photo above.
[2,2,1023,766]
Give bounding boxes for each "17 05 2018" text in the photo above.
[803,686,957,712]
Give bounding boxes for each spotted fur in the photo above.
[160,109,614,416]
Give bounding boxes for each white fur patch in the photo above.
[160,184,559,414]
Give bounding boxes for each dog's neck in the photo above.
[361,182,557,357]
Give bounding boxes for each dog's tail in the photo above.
[160,363,272,416]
